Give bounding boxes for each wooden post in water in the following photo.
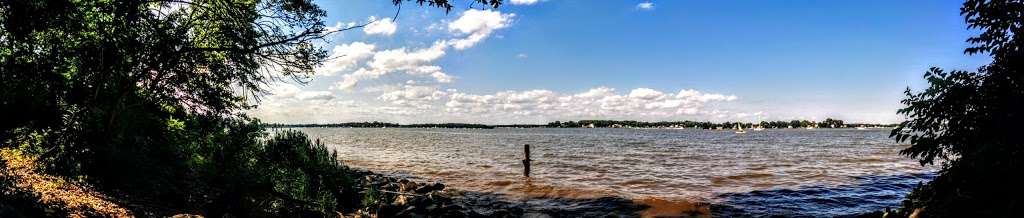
[523,144,531,177]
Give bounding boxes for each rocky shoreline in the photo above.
[347,170,655,217]
[348,169,898,218]
[347,170,523,217]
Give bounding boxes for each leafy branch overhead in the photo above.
[890,0,1023,217]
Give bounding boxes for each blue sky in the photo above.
[249,0,990,124]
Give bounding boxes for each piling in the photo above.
[523,144,531,177]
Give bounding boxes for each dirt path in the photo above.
[1,148,132,217]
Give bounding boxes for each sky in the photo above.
[248,0,991,125]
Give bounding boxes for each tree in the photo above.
[1,0,505,216]
[891,0,1023,216]
[820,118,843,128]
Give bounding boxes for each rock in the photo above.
[415,183,447,194]
[443,209,468,217]
[393,194,409,206]
[381,182,398,191]
[397,206,417,216]
[450,204,465,210]
[431,182,446,191]
[415,185,433,194]
[401,183,416,193]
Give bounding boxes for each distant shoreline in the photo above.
[263,119,899,129]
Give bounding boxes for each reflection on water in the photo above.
[295,127,933,216]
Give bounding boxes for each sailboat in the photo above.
[751,124,765,131]
[734,124,747,134]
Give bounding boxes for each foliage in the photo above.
[0,0,503,216]
[0,0,330,179]
[890,0,1023,217]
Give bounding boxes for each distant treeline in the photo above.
[547,119,896,129]
[264,122,493,129]
[265,119,897,129]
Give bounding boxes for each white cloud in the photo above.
[332,41,452,89]
[378,85,448,108]
[509,0,539,5]
[437,87,738,120]
[378,85,447,101]
[575,87,616,98]
[248,82,354,123]
[326,10,515,90]
[317,42,376,76]
[265,82,335,101]
[251,83,753,124]
[676,89,738,102]
[447,9,515,50]
[517,53,528,58]
[628,88,665,100]
[325,21,358,32]
[364,16,397,36]
[368,42,447,71]
[636,2,654,10]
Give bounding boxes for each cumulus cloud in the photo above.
[265,82,335,101]
[325,21,358,32]
[575,87,616,98]
[251,83,750,124]
[324,10,515,90]
[636,2,654,10]
[317,42,376,76]
[676,89,738,102]
[447,9,514,50]
[443,87,737,118]
[378,85,448,108]
[249,82,346,122]
[332,41,452,89]
[510,0,539,5]
[364,16,397,36]
[372,86,740,121]
[628,88,665,100]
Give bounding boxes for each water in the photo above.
[296,127,933,216]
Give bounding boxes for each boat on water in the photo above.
[855,125,868,130]
[752,125,765,131]
[734,124,747,134]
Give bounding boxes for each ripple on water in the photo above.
[301,128,934,216]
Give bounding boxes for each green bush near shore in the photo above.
[2,116,360,217]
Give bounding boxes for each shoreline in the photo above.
[352,165,921,216]
[350,168,894,217]
[348,169,656,217]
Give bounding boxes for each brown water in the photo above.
[297,127,933,216]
